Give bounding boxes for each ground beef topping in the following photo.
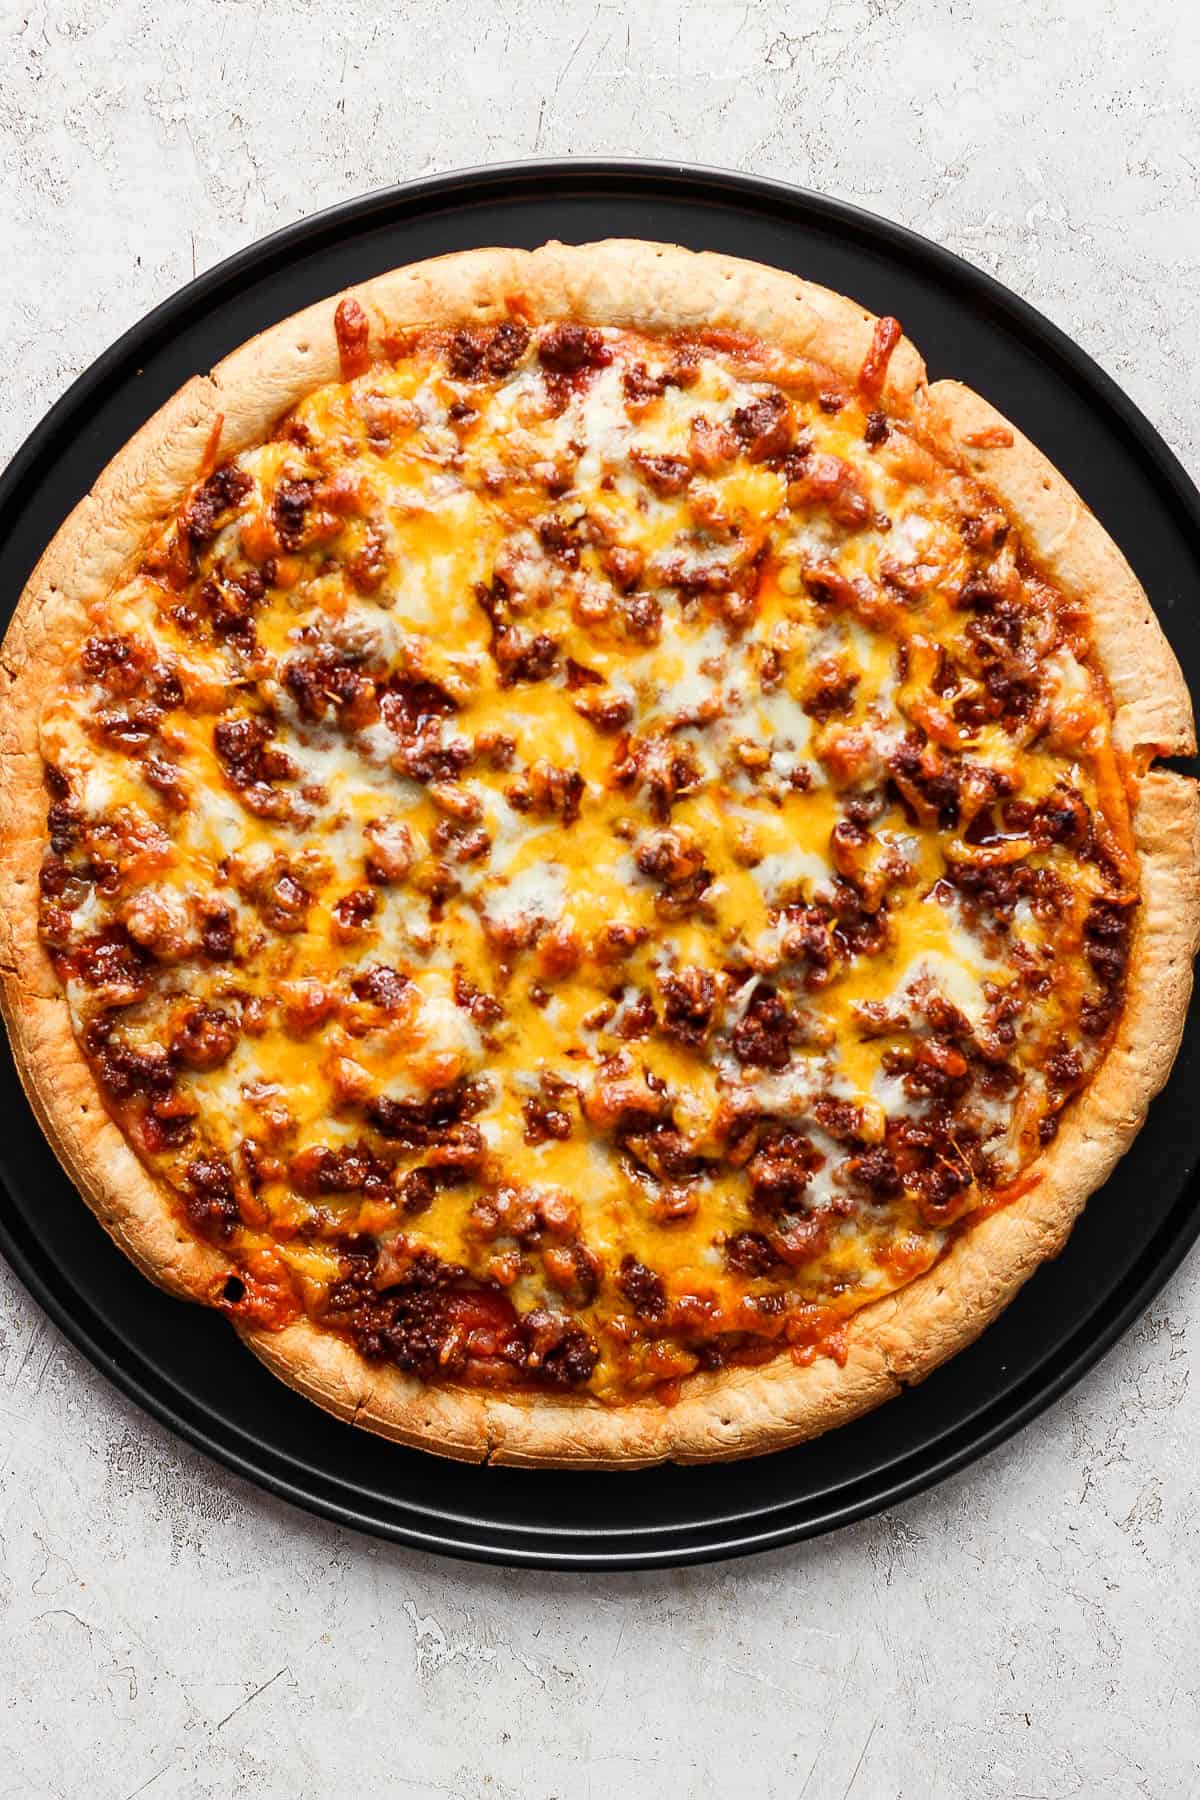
[35,312,1138,1403]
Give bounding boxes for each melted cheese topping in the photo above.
[36,319,1137,1402]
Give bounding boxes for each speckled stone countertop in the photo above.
[3,3,1199,1794]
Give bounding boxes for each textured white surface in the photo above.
[3,2,1200,1794]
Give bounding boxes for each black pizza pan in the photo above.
[1,159,1198,1570]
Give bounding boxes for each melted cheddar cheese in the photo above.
[36,316,1137,1401]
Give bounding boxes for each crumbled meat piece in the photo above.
[731,986,793,1070]
[615,991,657,1041]
[184,1154,240,1242]
[393,1168,434,1215]
[520,1311,601,1386]
[844,1144,902,1198]
[366,1081,489,1147]
[198,567,266,643]
[724,1230,782,1277]
[788,453,871,528]
[630,449,691,495]
[429,811,491,864]
[141,757,188,809]
[804,657,860,721]
[535,513,582,567]
[270,477,316,551]
[522,1093,573,1144]
[888,731,961,828]
[351,963,412,1012]
[622,362,669,404]
[199,906,235,962]
[253,863,311,935]
[574,688,634,733]
[506,759,585,826]
[447,322,530,380]
[746,1128,823,1212]
[421,1122,487,1183]
[47,798,81,854]
[472,729,516,771]
[1083,897,1134,999]
[730,391,793,462]
[813,1096,864,1144]
[379,677,458,739]
[946,858,1068,927]
[617,591,663,644]
[635,828,713,917]
[582,1052,670,1132]
[493,628,559,687]
[92,703,163,751]
[452,972,505,1027]
[542,1241,601,1306]
[658,966,716,1047]
[327,1245,599,1387]
[469,1183,578,1247]
[616,1255,668,1321]
[84,1018,173,1100]
[1045,1040,1085,1093]
[537,323,610,372]
[181,464,252,546]
[331,887,378,938]
[882,1037,971,1100]
[284,649,377,728]
[363,817,415,885]
[565,658,603,690]
[289,1141,395,1199]
[620,1124,706,1183]
[213,715,295,791]
[81,634,142,688]
[689,414,737,473]
[594,922,649,963]
[600,544,644,591]
[74,930,151,1001]
[171,1004,237,1070]
[347,524,388,593]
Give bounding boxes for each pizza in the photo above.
[1,240,1197,1468]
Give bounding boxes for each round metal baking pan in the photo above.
[1,159,1197,1570]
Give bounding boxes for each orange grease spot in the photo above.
[219,1249,301,1332]
[197,412,226,481]
[990,1170,1043,1208]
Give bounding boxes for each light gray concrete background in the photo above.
[3,1,1200,1794]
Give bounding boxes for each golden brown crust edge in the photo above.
[0,242,1195,1467]
[0,378,235,1307]
[204,239,928,459]
[922,380,1196,760]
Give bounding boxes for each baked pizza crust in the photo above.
[1,239,1196,1467]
